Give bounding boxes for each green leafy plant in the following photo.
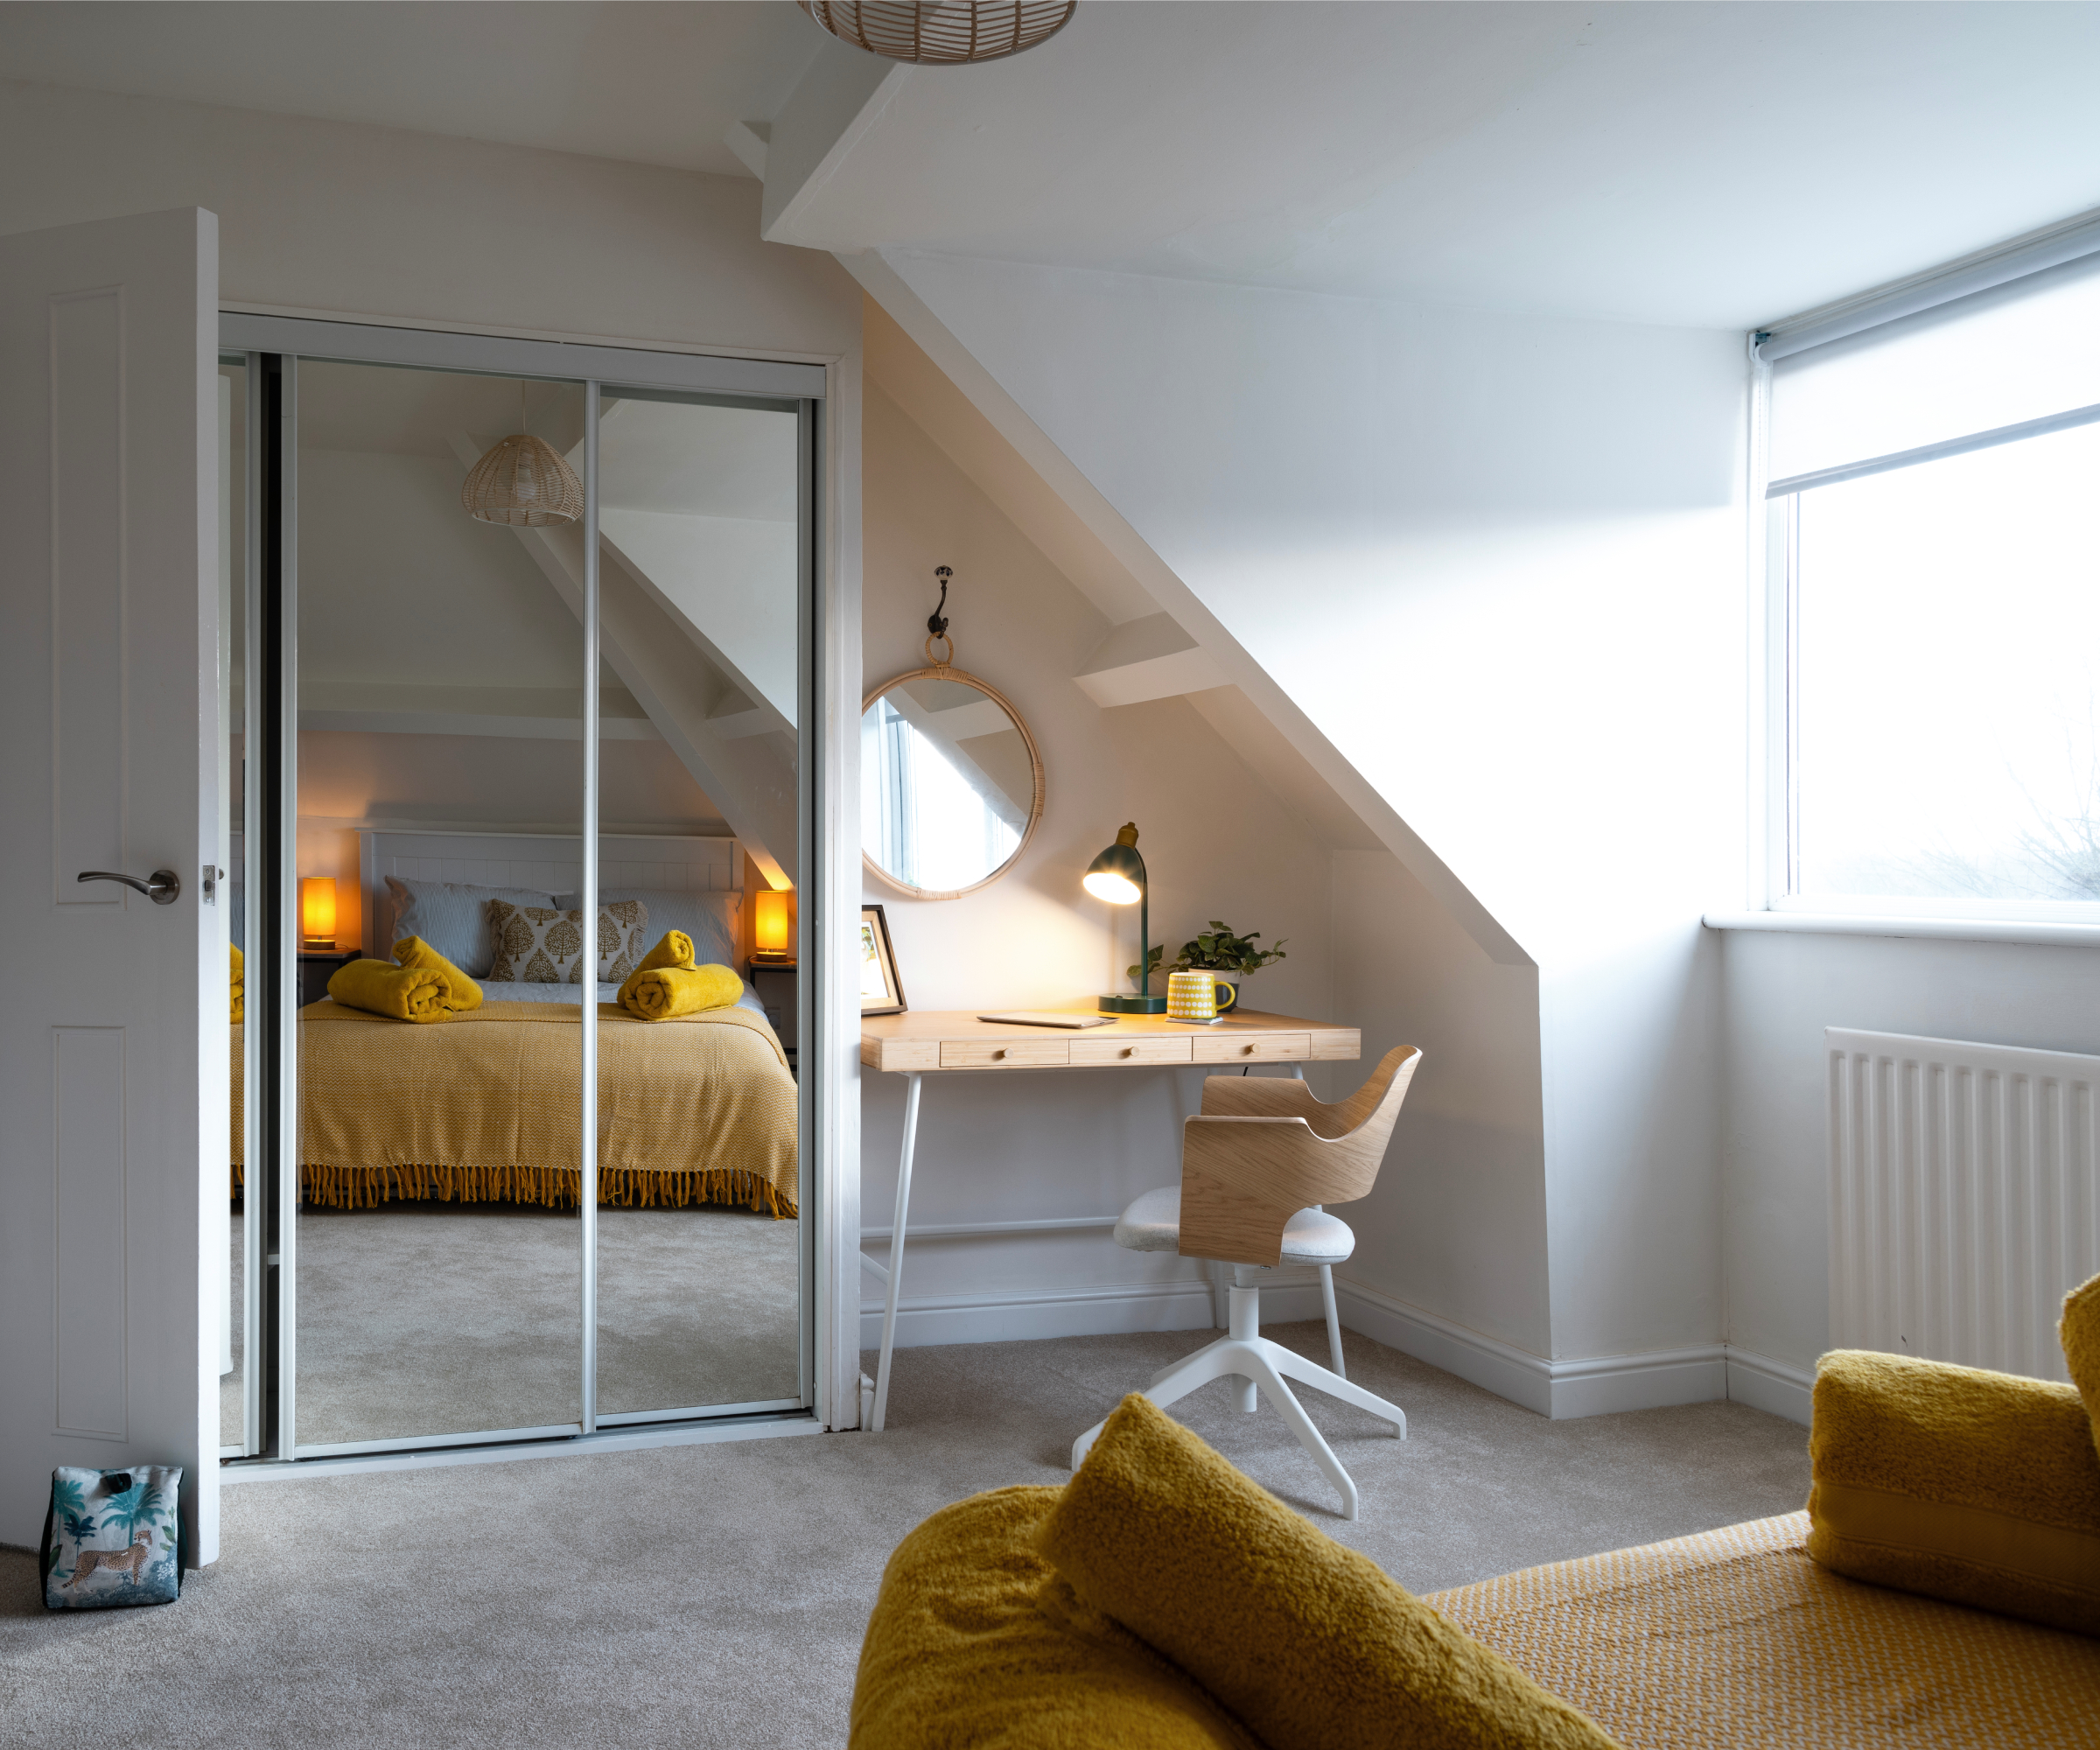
[1125,943,1166,985]
[1173,920,1286,979]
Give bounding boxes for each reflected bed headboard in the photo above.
[357,829,743,957]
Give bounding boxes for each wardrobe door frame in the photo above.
[220,313,843,1459]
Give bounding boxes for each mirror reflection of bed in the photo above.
[220,354,804,1456]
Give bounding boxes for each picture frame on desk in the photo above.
[860,905,906,1016]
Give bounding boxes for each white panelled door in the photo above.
[0,210,221,1564]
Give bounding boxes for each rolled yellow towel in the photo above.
[230,942,244,1023]
[326,957,452,1024]
[619,962,742,1021]
[634,929,695,975]
[391,934,483,1012]
[1807,1348,2100,1634]
[2065,1271,2100,1461]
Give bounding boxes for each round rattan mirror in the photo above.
[862,655,1044,900]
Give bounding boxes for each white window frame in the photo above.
[1738,209,2100,938]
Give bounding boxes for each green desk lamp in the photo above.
[1086,822,1168,1014]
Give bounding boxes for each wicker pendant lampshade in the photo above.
[798,1,1076,65]
[460,430,583,527]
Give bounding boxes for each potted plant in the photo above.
[1171,920,1287,1011]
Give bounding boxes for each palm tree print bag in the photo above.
[39,1466,182,1609]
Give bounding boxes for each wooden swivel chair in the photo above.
[1071,1046,1423,1519]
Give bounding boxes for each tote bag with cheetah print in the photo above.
[41,1466,182,1608]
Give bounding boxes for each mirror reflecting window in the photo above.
[861,670,1041,898]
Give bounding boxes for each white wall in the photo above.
[1721,927,2100,1376]
[868,252,1747,1387]
[861,375,1340,1343]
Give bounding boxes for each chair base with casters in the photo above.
[1070,1046,1424,1521]
[1071,1189,1409,1522]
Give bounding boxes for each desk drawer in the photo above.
[1192,1032,1310,1064]
[1069,1035,1194,1067]
[939,1038,1070,1069]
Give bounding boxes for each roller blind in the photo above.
[1768,249,2100,489]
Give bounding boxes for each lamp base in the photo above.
[1097,993,1170,1015]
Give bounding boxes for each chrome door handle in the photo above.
[77,868,181,906]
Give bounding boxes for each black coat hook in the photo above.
[928,566,952,640]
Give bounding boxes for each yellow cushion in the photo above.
[1807,1348,2100,1634]
[2064,1272,2100,1460]
[849,1485,1258,1750]
[1036,1394,1623,1750]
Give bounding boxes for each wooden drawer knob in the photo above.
[1118,1046,1134,1058]
[1239,1044,1255,1055]
[991,1047,1006,1060]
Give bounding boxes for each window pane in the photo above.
[1795,421,2100,902]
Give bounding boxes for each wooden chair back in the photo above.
[1177,1046,1421,1267]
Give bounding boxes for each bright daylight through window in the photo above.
[1768,246,2100,914]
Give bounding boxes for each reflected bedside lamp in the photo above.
[752,887,791,963]
[1085,822,1167,1014]
[300,877,338,952]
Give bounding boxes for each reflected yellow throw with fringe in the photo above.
[391,934,482,1012]
[1046,1396,1618,1750]
[2065,1271,2100,1460]
[230,942,243,1024]
[326,958,452,1023]
[1807,1348,2100,1634]
[230,1001,797,1216]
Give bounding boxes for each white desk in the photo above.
[858,1007,1362,1429]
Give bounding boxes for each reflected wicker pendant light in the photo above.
[798,0,1076,65]
[461,384,584,527]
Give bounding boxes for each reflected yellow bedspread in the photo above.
[231,1000,797,1215]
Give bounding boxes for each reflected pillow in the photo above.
[486,900,648,984]
[383,878,557,979]
[555,887,738,970]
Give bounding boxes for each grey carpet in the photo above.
[6,1321,1811,1750]
[221,1203,798,1449]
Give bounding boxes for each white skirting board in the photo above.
[860,1271,1817,1425]
[1334,1278,1816,1424]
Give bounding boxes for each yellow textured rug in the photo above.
[1426,1510,2100,1749]
[230,1001,797,1215]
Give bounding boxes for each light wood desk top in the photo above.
[859,1007,1361,1074]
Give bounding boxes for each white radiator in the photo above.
[1827,1028,2100,1383]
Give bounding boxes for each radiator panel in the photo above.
[1827,1029,2100,1383]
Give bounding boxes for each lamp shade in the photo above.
[754,888,790,956]
[300,877,338,949]
[460,432,583,527]
[1082,822,1145,905]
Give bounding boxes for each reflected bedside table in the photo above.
[298,949,358,1007]
[747,958,797,1074]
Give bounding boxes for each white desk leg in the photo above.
[871,1071,923,1433]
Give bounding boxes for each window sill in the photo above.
[1703,911,2100,948]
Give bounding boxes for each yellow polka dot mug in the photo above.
[1166,970,1237,1023]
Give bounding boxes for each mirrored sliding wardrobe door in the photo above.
[591,386,807,1422]
[220,353,256,1457]
[290,359,588,1454]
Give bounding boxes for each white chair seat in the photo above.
[1114,1184,1354,1265]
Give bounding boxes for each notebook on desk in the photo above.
[976,1011,1117,1029]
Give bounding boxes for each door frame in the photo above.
[219,312,858,1462]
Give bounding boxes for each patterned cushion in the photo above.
[555,887,739,970]
[383,878,558,978]
[486,900,648,984]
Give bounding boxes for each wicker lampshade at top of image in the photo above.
[798,0,1077,65]
[460,432,584,528]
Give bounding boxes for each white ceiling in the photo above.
[10,3,2100,328]
[0,0,822,179]
[781,2,2100,328]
